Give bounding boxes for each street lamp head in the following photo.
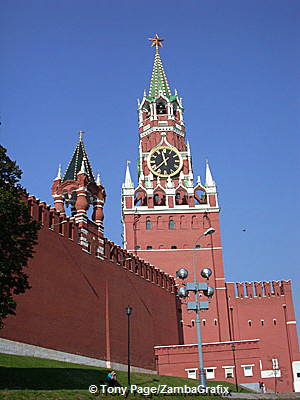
[203,286,214,298]
[177,287,188,298]
[125,305,133,315]
[203,227,215,236]
[176,268,189,280]
[201,268,212,280]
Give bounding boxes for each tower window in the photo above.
[169,219,175,229]
[248,320,252,327]
[214,318,218,326]
[146,245,153,250]
[261,320,264,326]
[171,245,177,249]
[202,319,206,326]
[156,101,166,114]
[134,245,140,250]
[273,318,277,326]
[146,218,152,230]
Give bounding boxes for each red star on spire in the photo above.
[148,34,164,51]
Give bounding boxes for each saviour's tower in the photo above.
[122,35,230,344]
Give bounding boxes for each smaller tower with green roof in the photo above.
[52,131,106,235]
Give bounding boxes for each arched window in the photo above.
[146,245,153,250]
[146,218,152,230]
[261,320,264,326]
[214,318,218,326]
[134,245,140,250]
[171,245,177,249]
[169,219,175,229]
[273,318,277,326]
[202,319,206,326]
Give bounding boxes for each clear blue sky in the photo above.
[1,1,299,332]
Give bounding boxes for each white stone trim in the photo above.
[130,247,223,252]
[0,339,156,374]
[154,339,260,349]
[241,364,255,367]
[216,287,226,290]
[123,207,220,214]
[222,366,235,369]
[140,125,185,138]
[287,321,296,324]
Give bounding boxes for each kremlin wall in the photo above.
[1,36,300,393]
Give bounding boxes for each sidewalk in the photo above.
[226,393,300,399]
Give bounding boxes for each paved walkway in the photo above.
[225,393,300,399]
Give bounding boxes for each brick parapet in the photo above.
[226,280,289,299]
[27,194,175,294]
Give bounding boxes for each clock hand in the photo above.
[153,157,170,171]
[162,151,167,165]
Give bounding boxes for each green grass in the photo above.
[0,353,251,399]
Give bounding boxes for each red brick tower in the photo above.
[52,131,106,247]
[122,35,230,344]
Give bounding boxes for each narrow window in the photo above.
[248,320,252,327]
[146,218,152,230]
[191,320,195,327]
[261,320,264,326]
[202,319,206,326]
[273,318,277,326]
[169,219,175,229]
[214,318,218,326]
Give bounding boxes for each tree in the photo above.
[0,145,40,328]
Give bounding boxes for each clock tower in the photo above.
[122,35,231,344]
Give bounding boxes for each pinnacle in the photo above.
[62,134,95,183]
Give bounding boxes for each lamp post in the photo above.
[125,305,133,387]
[231,344,238,392]
[177,228,215,386]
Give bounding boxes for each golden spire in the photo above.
[148,33,164,53]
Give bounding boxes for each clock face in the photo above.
[148,146,183,177]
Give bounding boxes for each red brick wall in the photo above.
[1,199,180,370]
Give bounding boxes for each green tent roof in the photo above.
[63,136,95,183]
